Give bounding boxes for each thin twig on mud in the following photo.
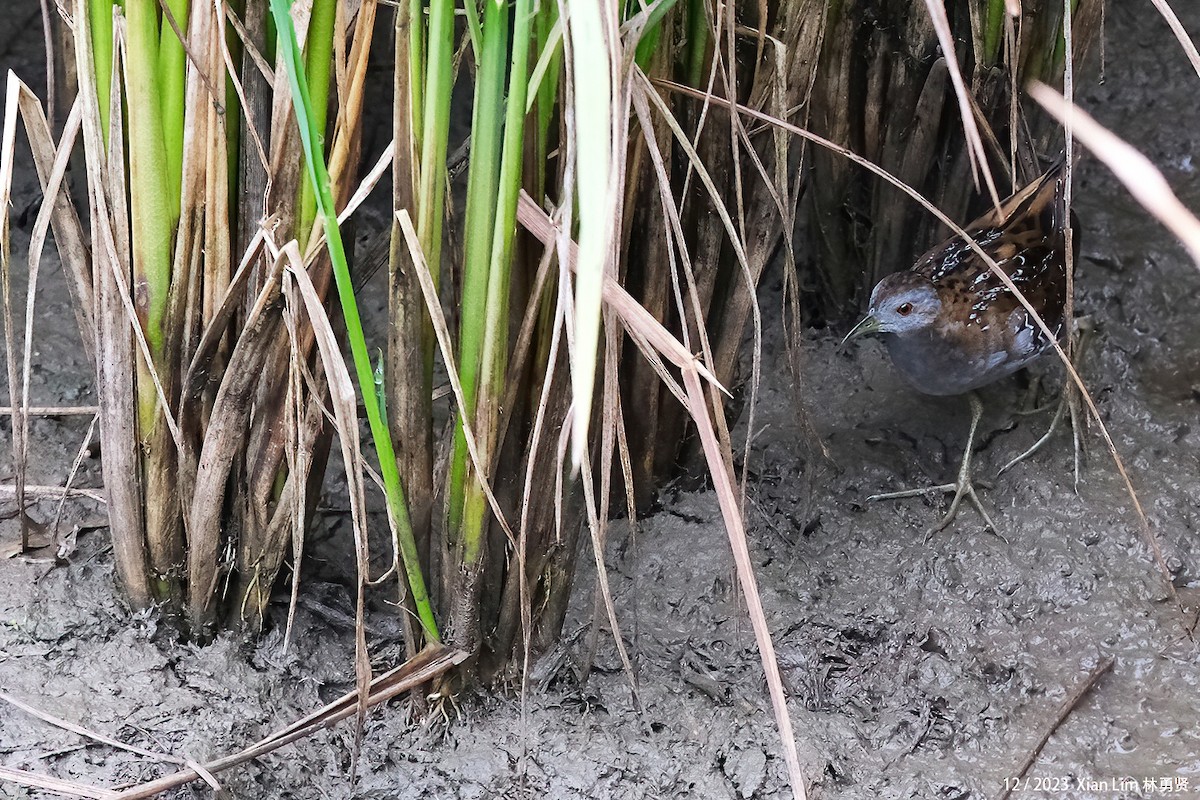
[994,657,1114,800]
[0,405,100,415]
[0,690,185,763]
[0,646,466,800]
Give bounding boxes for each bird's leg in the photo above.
[869,392,999,536]
[998,317,1094,488]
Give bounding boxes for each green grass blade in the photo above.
[632,0,679,69]
[157,0,188,227]
[417,0,455,282]
[983,0,1006,64]
[88,0,114,148]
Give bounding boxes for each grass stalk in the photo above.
[408,0,425,154]
[459,0,534,566]
[983,0,1007,64]
[124,0,181,600]
[532,1,560,188]
[527,2,561,392]
[685,0,709,87]
[388,0,435,636]
[269,0,439,642]
[445,0,509,547]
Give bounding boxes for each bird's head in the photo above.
[842,272,942,344]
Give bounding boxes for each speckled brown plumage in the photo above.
[849,162,1074,396]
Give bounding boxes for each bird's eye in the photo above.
[896,302,914,316]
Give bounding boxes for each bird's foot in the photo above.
[868,392,1004,539]
[868,473,1001,540]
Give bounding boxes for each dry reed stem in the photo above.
[216,4,270,171]
[280,257,310,648]
[516,193,807,800]
[655,22,792,503]
[183,258,286,625]
[0,690,185,765]
[0,405,99,415]
[0,75,29,552]
[49,414,98,545]
[1030,83,1200,265]
[387,0,431,646]
[517,194,724,389]
[275,237,373,757]
[19,99,84,547]
[1149,0,1200,79]
[16,90,94,360]
[632,69,769,513]
[1061,0,1076,369]
[2,76,94,557]
[0,765,117,800]
[69,0,150,604]
[0,485,104,502]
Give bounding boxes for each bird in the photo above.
[843,160,1074,533]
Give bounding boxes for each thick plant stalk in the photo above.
[123,0,172,364]
[88,0,114,148]
[69,0,151,605]
[387,0,434,611]
[454,0,534,651]
[296,0,337,238]
[124,0,182,597]
[187,270,285,631]
[445,0,509,554]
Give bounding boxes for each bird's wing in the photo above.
[913,160,1069,342]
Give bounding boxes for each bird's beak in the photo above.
[841,313,882,346]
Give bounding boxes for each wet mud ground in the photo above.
[2,3,1200,799]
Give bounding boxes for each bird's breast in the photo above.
[880,321,1039,396]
